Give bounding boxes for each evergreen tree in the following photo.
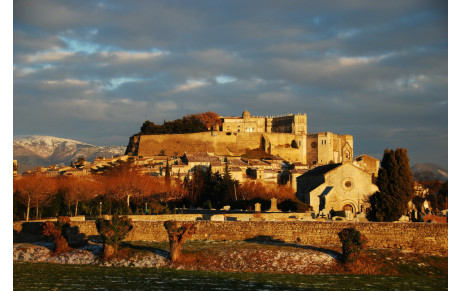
[224,162,230,179]
[165,159,171,184]
[367,148,415,221]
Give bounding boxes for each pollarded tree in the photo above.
[164,220,197,262]
[367,148,415,221]
[96,215,133,259]
[14,175,57,221]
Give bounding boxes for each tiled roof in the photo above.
[227,159,249,167]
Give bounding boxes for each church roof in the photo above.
[298,163,342,178]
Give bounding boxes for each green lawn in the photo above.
[14,261,447,290]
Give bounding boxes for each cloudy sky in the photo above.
[13,0,448,168]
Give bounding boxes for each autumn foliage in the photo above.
[237,181,295,201]
[195,111,222,130]
[58,176,102,216]
[14,175,57,221]
[42,216,72,254]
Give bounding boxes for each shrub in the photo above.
[42,216,72,254]
[338,228,368,263]
[279,198,313,212]
[95,215,133,259]
[149,201,171,215]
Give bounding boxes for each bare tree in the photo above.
[58,176,102,216]
[14,175,57,221]
[149,177,187,203]
[103,166,154,207]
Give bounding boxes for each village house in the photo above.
[353,154,380,180]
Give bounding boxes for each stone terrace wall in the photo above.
[136,132,263,157]
[13,221,447,256]
[94,213,315,222]
[132,132,304,162]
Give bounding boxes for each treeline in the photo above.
[13,163,309,221]
[139,112,222,135]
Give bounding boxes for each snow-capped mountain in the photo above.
[13,135,126,173]
[411,163,448,181]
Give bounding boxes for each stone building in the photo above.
[306,132,353,167]
[127,110,354,167]
[220,110,307,134]
[353,154,380,179]
[219,110,352,167]
[296,162,378,218]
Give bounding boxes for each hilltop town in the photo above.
[16,110,389,220]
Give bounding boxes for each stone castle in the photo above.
[126,110,353,167]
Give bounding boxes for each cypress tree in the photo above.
[165,159,171,187]
[368,148,415,221]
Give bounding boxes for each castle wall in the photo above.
[14,221,448,256]
[263,133,306,163]
[135,132,306,162]
[136,132,260,157]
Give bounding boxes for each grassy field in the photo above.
[14,240,448,290]
[14,261,447,290]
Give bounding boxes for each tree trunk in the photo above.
[36,200,39,220]
[164,221,197,263]
[169,239,183,262]
[75,201,79,217]
[103,244,116,260]
[26,197,30,221]
[127,195,130,207]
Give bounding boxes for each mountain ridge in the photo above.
[13,135,126,173]
[410,163,448,181]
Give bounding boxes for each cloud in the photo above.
[169,79,210,94]
[98,50,169,63]
[215,75,236,84]
[153,100,178,111]
[13,0,448,167]
[257,92,294,103]
[21,50,75,64]
[44,79,89,87]
[104,77,142,91]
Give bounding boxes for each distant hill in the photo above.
[13,135,126,173]
[411,163,448,181]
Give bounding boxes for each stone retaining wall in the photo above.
[104,213,315,222]
[13,221,447,256]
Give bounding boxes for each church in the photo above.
[296,162,379,219]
